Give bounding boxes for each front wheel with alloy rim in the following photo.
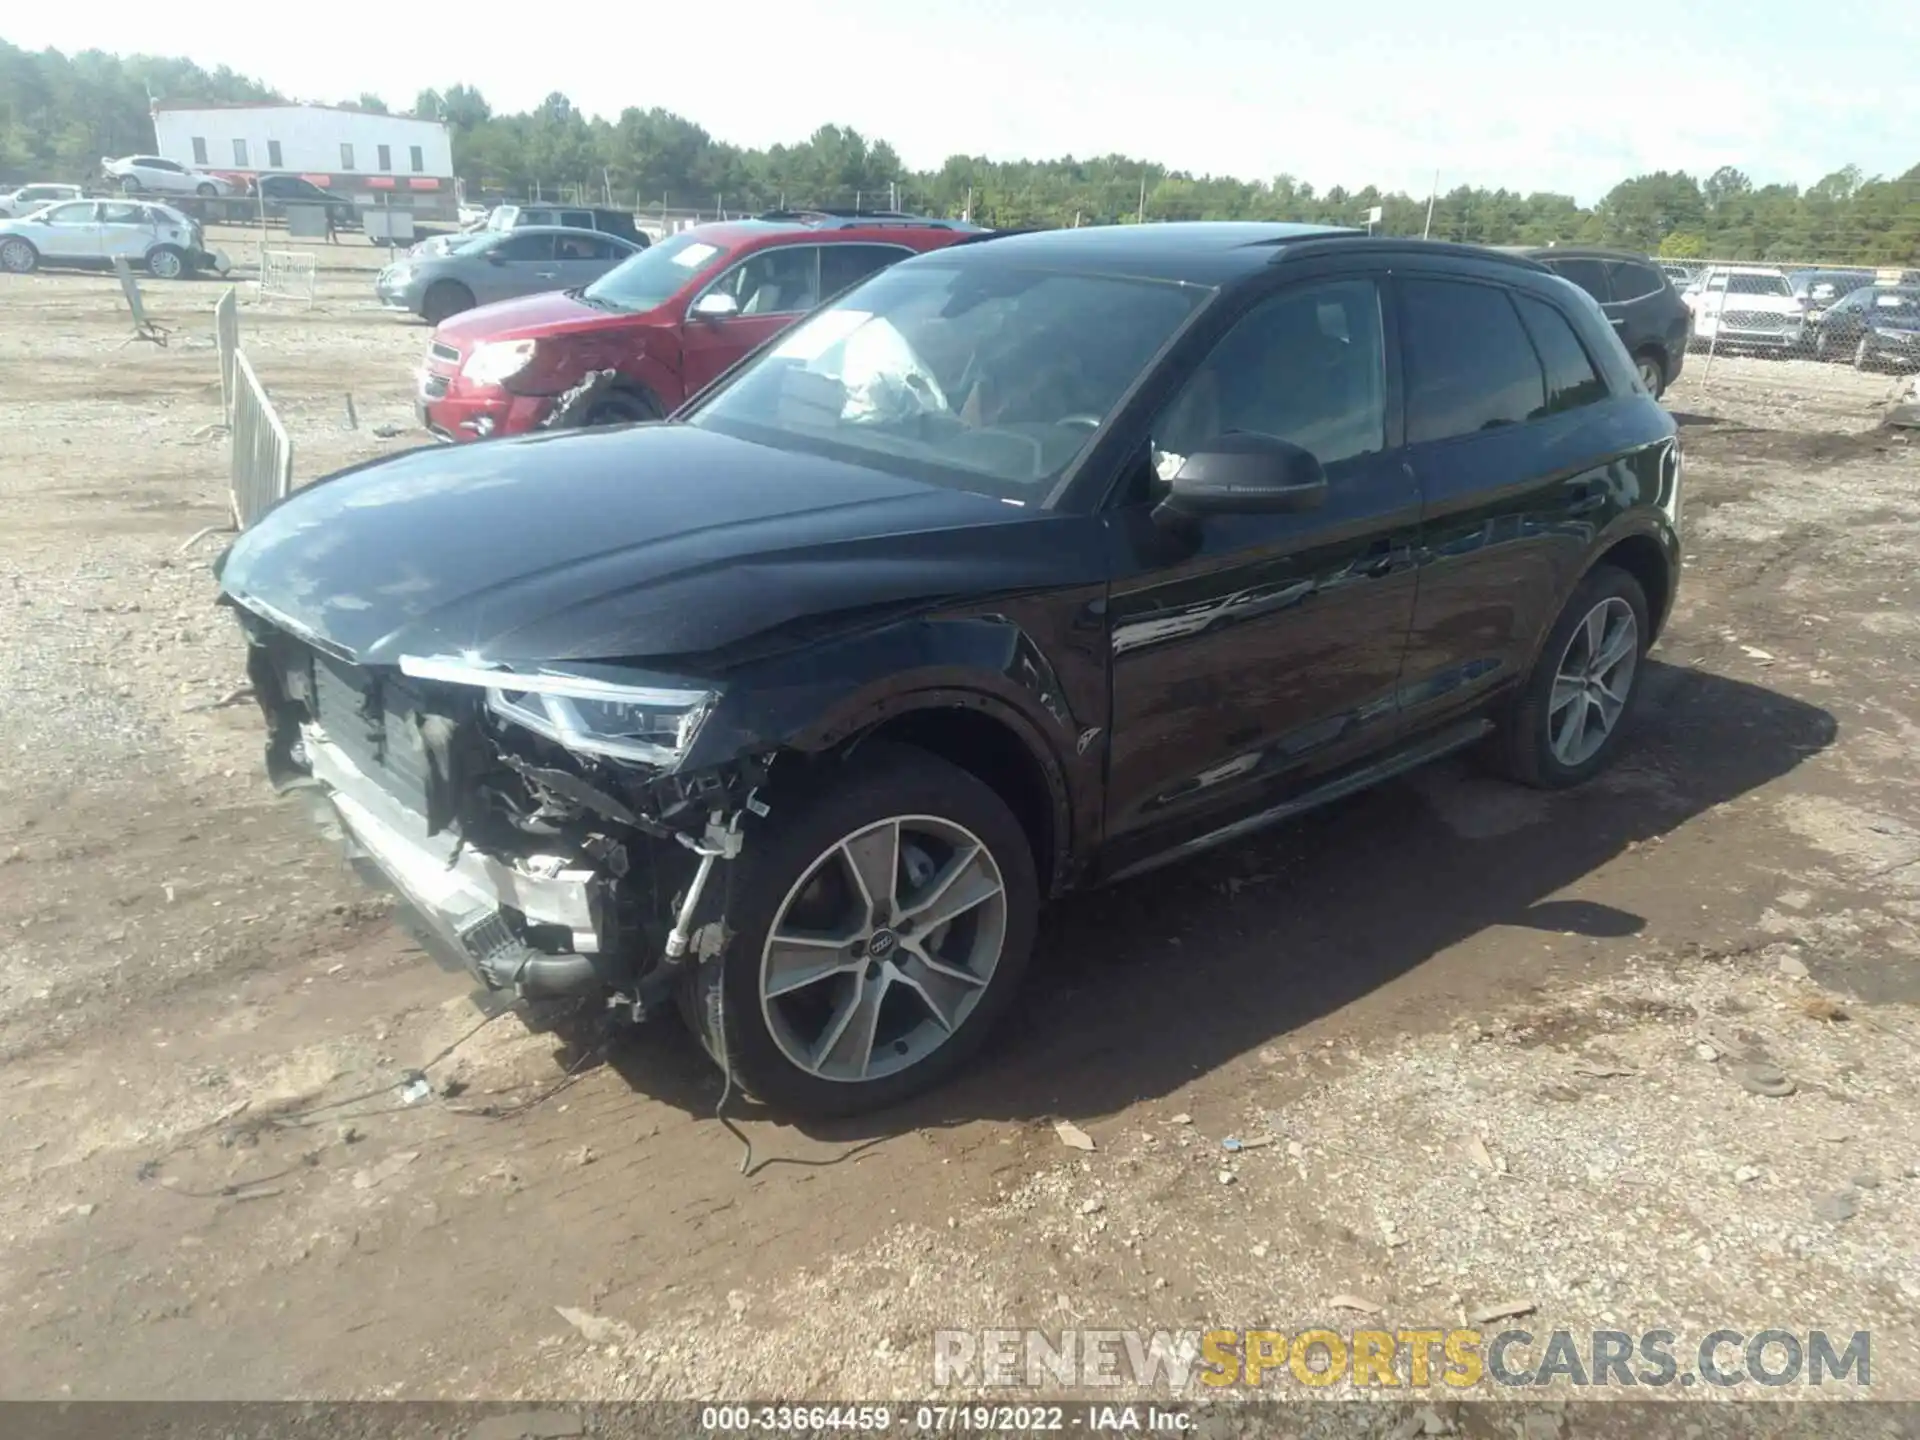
[1634,353,1665,398]
[1491,564,1651,789]
[0,237,37,273]
[682,742,1039,1116]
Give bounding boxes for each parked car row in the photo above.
[1676,264,1920,370]
[220,220,1684,1114]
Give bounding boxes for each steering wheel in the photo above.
[1055,414,1103,431]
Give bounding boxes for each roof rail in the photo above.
[754,207,970,231]
[1271,234,1554,272]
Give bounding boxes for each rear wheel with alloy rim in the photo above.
[1634,353,1665,397]
[682,742,1038,1115]
[1491,565,1651,789]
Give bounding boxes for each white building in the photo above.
[150,102,457,217]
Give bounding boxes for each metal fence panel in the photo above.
[214,286,239,422]
[257,249,317,308]
[229,349,293,529]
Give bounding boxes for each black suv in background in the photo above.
[251,174,357,229]
[1516,247,1690,397]
[217,224,1683,1116]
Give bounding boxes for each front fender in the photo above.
[682,611,1106,888]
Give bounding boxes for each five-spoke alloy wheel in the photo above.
[1493,564,1651,789]
[683,742,1038,1116]
[760,814,1009,1085]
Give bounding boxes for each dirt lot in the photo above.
[2,245,1919,1408]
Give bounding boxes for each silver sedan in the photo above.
[375,226,642,323]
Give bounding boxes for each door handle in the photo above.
[1610,317,1627,327]
[535,270,556,278]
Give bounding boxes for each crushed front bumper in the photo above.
[303,727,617,997]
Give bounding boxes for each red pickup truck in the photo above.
[416,211,981,440]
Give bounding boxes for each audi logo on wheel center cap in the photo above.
[867,930,898,959]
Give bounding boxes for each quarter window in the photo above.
[1401,279,1545,443]
[1153,279,1387,477]
[1514,295,1609,415]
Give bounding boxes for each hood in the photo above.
[218,424,1082,668]
[430,288,640,348]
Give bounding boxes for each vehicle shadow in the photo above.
[596,659,1837,1138]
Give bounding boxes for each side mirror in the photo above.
[690,291,740,320]
[1154,433,1328,530]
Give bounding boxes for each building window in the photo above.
[377,144,391,172]
[268,140,282,169]
[341,143,355,170]
[233,138,249,167]
[409,145,424,173]
[191,137,208,164]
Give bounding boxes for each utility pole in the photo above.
[1422,170,1439,240]
[1137,176,1146,224]
[964,185,973,222]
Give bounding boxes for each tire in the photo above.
[145,245,186,280]
[586,390,661,427]
[195,182,217,198]
[1490,565,1651,790]
[119,176,143,194]
[420,280,474,325]
[0,237,38,274]
[680,742,1040,1117]
[1633,351,1666,398]
[1855,335,1877,372]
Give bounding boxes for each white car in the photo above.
[0,198,220,279]
[1684,265,1805,352]
[0,182,84,218]
[101,155,237,199]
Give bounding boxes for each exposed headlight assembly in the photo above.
[461,338,538,387]
[399,655,716,766]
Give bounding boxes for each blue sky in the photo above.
[12,0,1918,203]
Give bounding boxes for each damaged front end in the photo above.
[235,608,768,1018]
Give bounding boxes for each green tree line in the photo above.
[4,39,1916,265]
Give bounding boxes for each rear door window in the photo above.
[1606,261,1665,301]
[1545,258,1613,303]
[820,243,914,297]
[1401,279,1546,443]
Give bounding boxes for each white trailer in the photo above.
[150,103,457,222]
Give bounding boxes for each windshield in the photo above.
[580,231,733,313]
[1723,273,1792,297]
[688,261,1210,500]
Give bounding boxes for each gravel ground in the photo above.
[0,262,1917,1414]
